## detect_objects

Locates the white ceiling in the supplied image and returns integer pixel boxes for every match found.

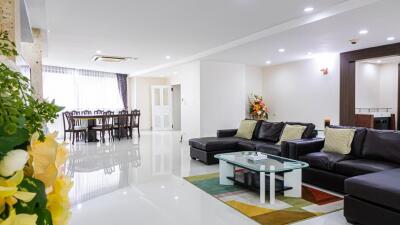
[360,56,400,64]
[35,0,351,74]
[27,0,399,75]
[204,0,400,67]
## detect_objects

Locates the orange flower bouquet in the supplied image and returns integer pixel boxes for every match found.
[249,94,268,120]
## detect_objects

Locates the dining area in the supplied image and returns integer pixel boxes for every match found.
[62,109,141,144]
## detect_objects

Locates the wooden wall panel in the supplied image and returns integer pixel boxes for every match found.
[340,42,400,126]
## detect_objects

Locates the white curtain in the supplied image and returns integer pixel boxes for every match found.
[43,66,124,133]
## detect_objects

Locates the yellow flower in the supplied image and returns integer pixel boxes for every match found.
[28,132,68,187]
[0,209,37,225]
[0,171,36,214]
[47,176,73,225]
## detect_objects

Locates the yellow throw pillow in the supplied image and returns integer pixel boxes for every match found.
[276,125,307,145]
[323,127,356,154]
[235,120,257,140]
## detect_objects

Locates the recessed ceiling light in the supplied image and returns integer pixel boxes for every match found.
[359,29,368,35]
[387,36,395,41]
[165,56,171,60]
[278,48,285,53]
[377,60,382,63]
[304,7,314,12]
[265,61,271,64]
[96,50,102,54]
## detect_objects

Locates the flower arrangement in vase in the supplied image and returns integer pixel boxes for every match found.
[248,94,268,120]
[0,30,72,225]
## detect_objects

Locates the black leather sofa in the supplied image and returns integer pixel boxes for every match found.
[284,127,400,224]
[189,120,316,165]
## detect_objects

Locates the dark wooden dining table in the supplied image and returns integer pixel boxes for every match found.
[72,114,133,142]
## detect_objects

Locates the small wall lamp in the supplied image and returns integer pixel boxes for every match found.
[320,68,329,75]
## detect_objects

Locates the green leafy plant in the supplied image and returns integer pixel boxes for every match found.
[0,31,18,56]
[0,30,60,158]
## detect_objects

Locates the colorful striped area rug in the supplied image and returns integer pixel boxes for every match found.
[184,173,343,225]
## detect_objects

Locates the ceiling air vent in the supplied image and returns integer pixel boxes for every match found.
[92,55,134,63]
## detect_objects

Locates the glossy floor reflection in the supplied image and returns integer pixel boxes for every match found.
[68,131,349,225]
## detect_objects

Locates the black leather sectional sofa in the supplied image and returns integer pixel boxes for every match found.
[284,127,400,225]
[189,120,316,165]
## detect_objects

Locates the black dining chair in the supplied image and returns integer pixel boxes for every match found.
[128,110,141,138]
[92,111,114,143]
[64,112,87,144]
[81,110,92,115]
[113,110,129,140]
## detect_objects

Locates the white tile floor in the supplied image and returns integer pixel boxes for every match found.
[67,131,350,225]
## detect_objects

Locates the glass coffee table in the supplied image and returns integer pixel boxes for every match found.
[215,151,309,205]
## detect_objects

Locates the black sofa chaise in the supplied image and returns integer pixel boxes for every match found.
[284,127,400,224]
[189,120,316,165]
[344,169,400,225]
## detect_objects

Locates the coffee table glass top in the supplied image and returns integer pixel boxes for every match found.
[215,151,308,173]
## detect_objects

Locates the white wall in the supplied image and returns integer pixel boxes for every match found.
[379,64,398,117]
[128,77,167,130]
[199,61,246,137]
[263,55,340,129]
[356,62,398,120]
[168,61,201,139]
[245,65,263,116]
[355,62,380,108]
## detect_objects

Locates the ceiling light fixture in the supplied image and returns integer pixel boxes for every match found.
[165,56,171,60]
[265,61,271,64]
[173,71,178,75]
[359,29,368,35]
[308,52,313,56]
[96,50,102,54]
[387,36,395,41]
[278,48,285,53]
[377,60,382,63]
[304,7,314,12]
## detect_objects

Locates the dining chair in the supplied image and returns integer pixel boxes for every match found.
[94,109,104,125]
[129,110,141,138]
[113,110,129,140]
[81,110,92,115]
[64,112,87,144]
[94,109,104,115]
[92,111,114,143]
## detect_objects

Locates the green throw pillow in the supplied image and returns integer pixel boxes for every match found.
[235,120,257,140]
[322,127,356,154]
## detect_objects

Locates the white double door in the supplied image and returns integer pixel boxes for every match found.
[151,85,173,130]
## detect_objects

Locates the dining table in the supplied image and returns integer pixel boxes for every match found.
[72,113,133,142]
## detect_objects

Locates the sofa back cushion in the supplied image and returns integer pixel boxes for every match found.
[255,121,285,142]
[286,122,316,138]
[329,125,367,157]
[362,129,400,164]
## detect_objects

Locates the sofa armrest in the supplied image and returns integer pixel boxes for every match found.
[217,129,237,138]
[281,138,325,160]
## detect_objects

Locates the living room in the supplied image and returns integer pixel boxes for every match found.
[1,0,400,225]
